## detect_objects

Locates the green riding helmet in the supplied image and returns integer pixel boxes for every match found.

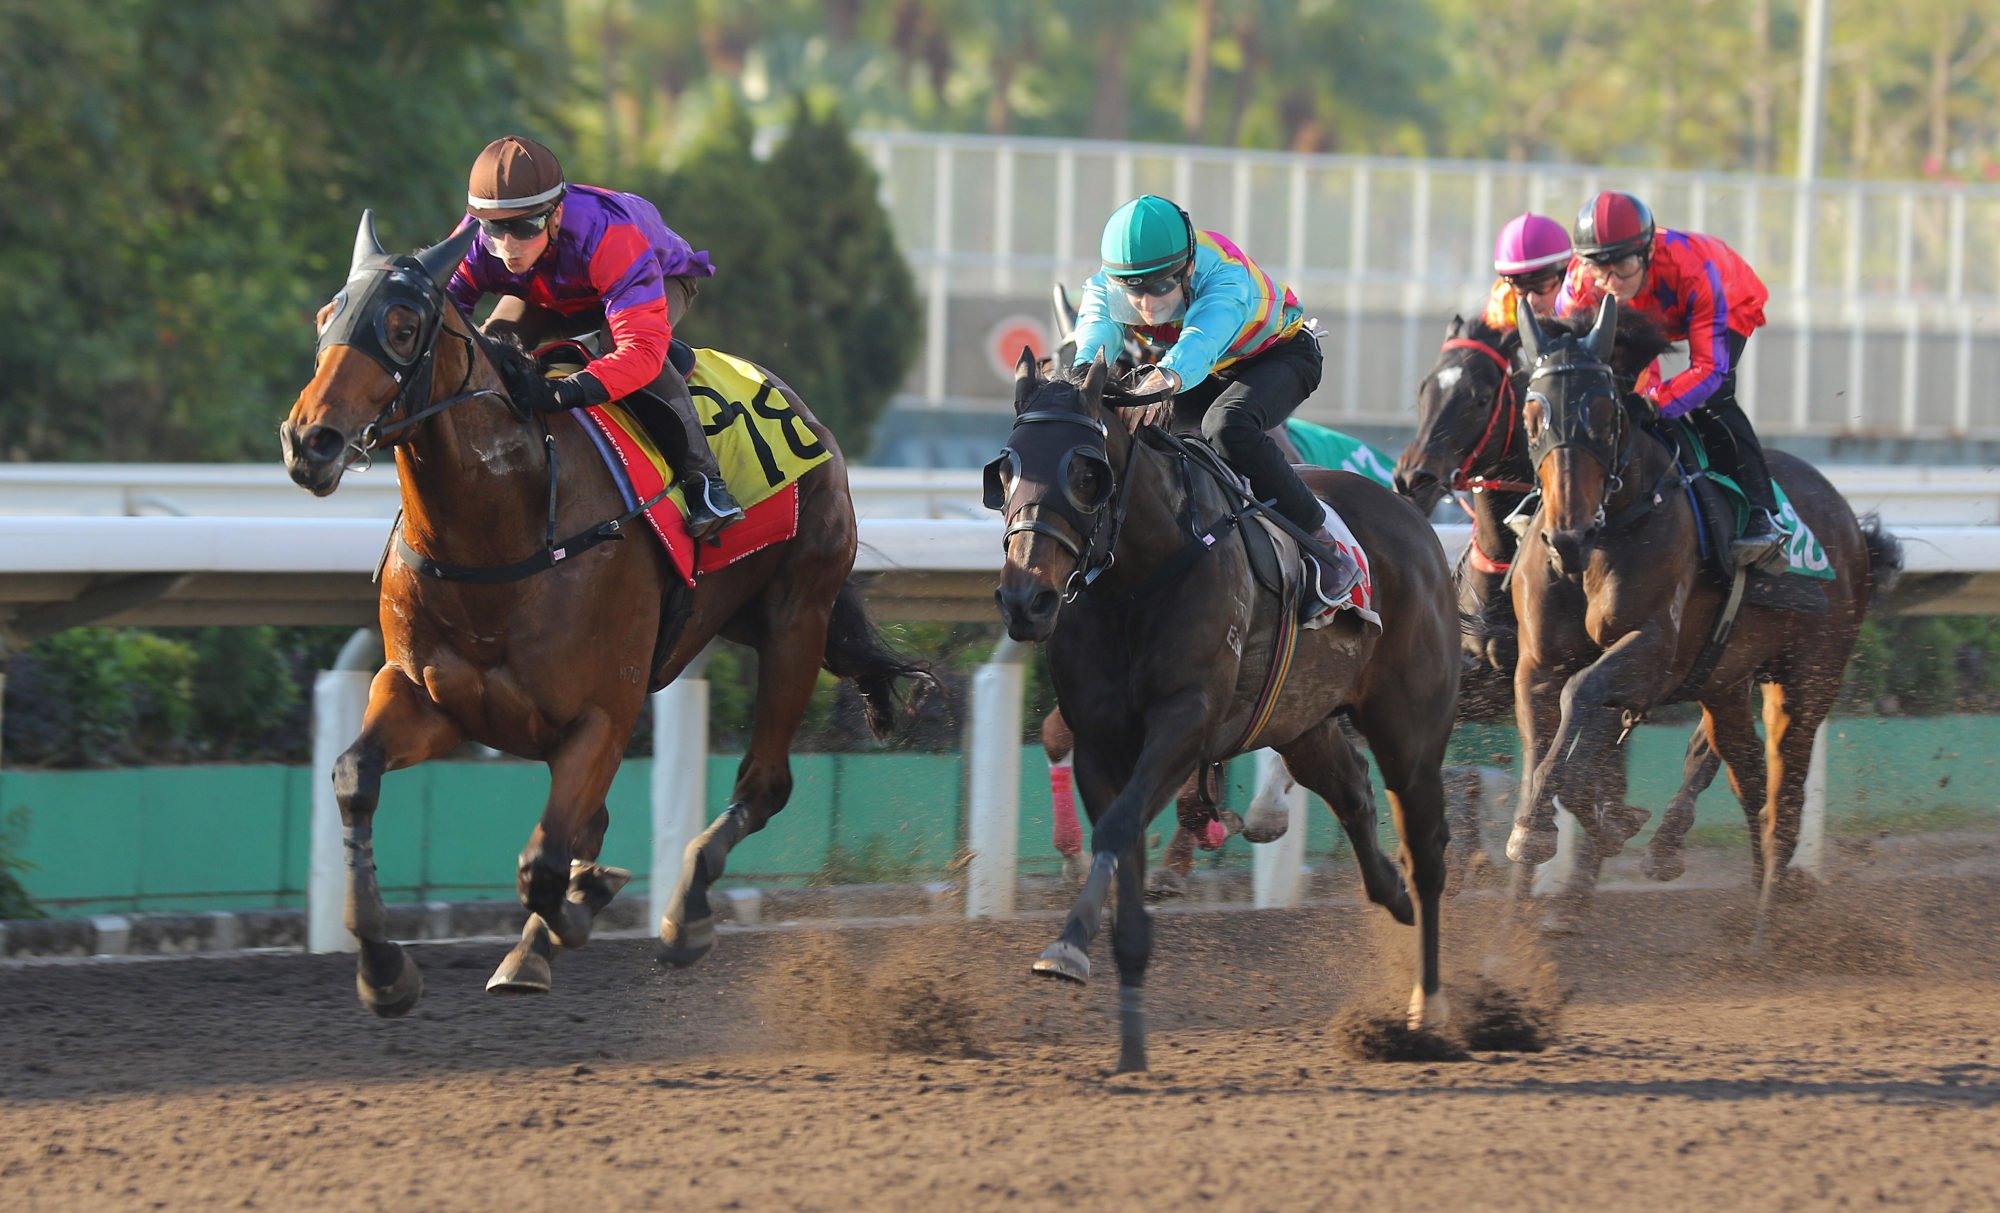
[1100,195,1195,279]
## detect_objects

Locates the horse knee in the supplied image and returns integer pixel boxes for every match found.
[331,744,382,820]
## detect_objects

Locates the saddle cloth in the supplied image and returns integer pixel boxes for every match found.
[559,346,832,587]
[1659,420,1833,582]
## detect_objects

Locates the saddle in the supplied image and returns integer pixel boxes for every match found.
[1653,423,1827,615]
[1173,433,1294,601]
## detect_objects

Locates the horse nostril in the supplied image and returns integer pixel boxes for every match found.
[1029,588,1059,617]
[302,425,345,462]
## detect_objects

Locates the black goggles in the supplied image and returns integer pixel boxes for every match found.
[478,209,556,240]
[1505,268,1565,293]
[1110,268,1184,298]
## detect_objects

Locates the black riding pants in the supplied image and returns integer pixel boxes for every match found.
[482,276,721,480]
[1172,328,1326,531]
[1679,330,1777,514]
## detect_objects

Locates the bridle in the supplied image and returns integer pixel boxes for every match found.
[312,215,509,472]
[1438,337,1534,496]
[1525,350,1633,533]
[984,407,1130,600]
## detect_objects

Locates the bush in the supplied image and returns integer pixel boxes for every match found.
[0,807,41,919]
[5,629,196,767]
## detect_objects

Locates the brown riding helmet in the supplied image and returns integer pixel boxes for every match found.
[466,136,566,219]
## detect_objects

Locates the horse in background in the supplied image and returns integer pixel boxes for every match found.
[1508,299,1899,936]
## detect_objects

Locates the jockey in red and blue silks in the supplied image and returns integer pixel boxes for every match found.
[447,135,743,539]
[1555,190,1781,564]
[1071,194,1360,628]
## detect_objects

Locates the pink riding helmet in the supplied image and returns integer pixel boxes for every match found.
[1493,212,1573,275]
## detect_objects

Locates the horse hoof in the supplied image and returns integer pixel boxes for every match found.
[1143,868,1186,902]
[1506,822,1558,865]
[657,916,716,969]
[1642,849,1686,883]
[545,900,595,949]
[1408,985,1451,1032]
[569,863,632,914]
[1602,804,1651,848]
[486,949,552,996]
[1241,806,1290,844]
[1115,1045,1149,1074]
[1032,941,1090,984]
[356,947,425,1019]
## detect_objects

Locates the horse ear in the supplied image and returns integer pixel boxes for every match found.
[1014,345,1040,408]
[1445,314,1464,340]
[416,222,477,288]
[351,209,386,275]
[1583,295,1618,361]
[1081,349,1110,402]
[1516,296,1546,365]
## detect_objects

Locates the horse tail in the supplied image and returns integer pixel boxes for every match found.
[1859,512,1903,604]
[822,579,940,739]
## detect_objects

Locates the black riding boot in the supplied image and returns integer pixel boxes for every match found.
[1702,399,1782,568]
[625,360,745,543]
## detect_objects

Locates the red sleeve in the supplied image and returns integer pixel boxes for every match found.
[581,225,671,400]
[1651,256,1733,419]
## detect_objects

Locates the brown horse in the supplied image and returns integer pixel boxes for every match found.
[1507,299,1898,934]
[1394,312,1726,909]
[280,213,929,1014]
[992,352,1460,1071]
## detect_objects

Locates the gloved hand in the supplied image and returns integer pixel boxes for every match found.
[546,371,609,412]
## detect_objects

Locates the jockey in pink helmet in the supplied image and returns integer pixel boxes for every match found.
[1482,212,1572,330]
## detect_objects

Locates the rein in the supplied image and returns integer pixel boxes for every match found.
[1440,338,1535,496]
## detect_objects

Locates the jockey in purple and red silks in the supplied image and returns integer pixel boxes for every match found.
[446,136,744,540]
[1556,190,1780,565]
[1483,212,1573,331]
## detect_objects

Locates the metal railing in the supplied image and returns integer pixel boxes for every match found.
[848,130,2000,439]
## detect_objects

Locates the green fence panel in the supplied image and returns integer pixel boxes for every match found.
[7,717,2000,917]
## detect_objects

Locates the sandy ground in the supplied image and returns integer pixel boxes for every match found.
[4,849,1999,1212]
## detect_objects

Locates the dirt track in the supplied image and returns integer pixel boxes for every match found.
[5,854,2000,1212]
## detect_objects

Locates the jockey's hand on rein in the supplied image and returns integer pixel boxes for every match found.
[1121,367,1179,432]
[547,371,610,412]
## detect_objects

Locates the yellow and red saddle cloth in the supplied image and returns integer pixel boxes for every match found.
[563,347,831,586]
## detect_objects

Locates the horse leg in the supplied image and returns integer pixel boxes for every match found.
[659,606,830,968]
[1697,691,1770,887]
[488,803,630,996]
[1032,693,1203,986]
[1350,702,1452,1033]
[1278,721,1413,924]
[1755,677,1834,928]
[1146,826,1195,901]
[333,668,463,1017]
[488,711,630,995]
[1644,728,1722,882]
[1110,838,1152,1073]
[1506,651,1571,866]
[1509,628,1668,866]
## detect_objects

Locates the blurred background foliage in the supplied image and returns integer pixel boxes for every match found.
[4,0,1994,461]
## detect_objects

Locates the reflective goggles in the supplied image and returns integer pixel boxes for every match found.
[478,208,556,241]
[1109,268,1185,298]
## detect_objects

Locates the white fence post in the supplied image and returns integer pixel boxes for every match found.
[967,637,1027,917]
[309,661,374,954]
[1249,749,1309,908]
[650,646,713,934]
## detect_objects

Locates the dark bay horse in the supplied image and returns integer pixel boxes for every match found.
[991,352,1461,1071]
[1394,312,1725,902]
[1507,299,1898,933]
[280,213,929,1015]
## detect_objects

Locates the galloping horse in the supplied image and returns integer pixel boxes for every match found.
[280,213,929,1014]
[992,353,1461,1071]
[1394,312,1725,899]
[1507,299,1898,932]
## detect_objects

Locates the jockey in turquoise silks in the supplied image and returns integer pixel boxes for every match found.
[1071,195,1361,627]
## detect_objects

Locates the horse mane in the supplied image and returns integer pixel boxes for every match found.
[468,324,560,415]
[1533,308,1676,382]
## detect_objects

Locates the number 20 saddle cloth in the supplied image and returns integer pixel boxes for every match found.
[544,343,832,587]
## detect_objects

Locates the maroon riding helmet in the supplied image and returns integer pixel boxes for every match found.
[1573,191,1655,264]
